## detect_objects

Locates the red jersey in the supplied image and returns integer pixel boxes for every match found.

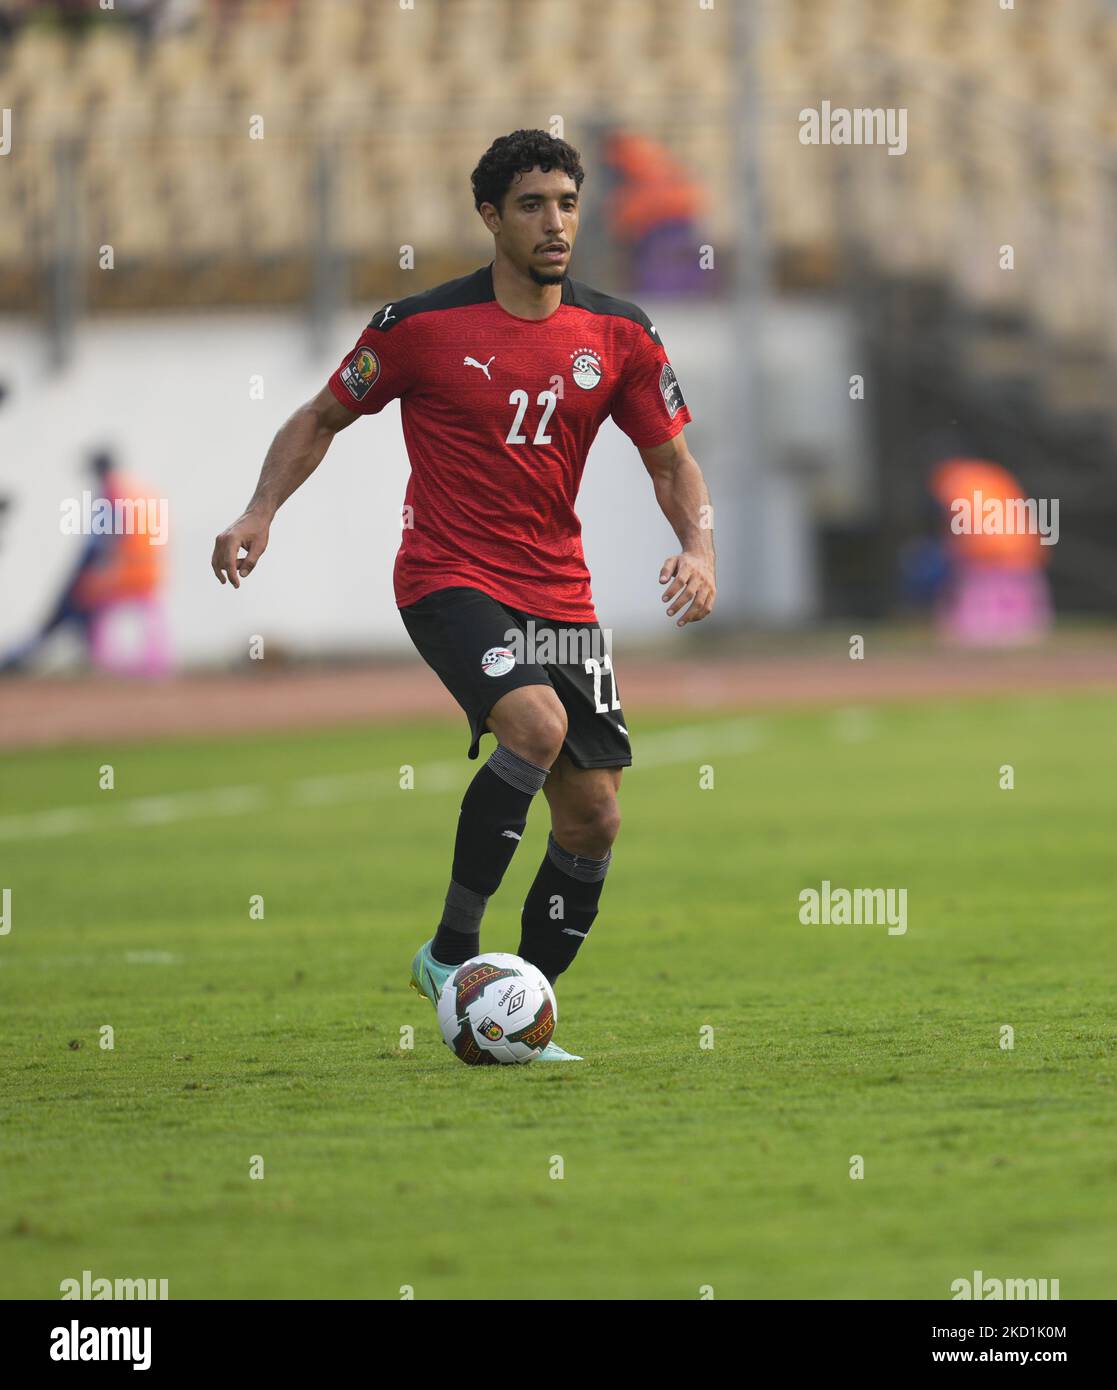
[327,263,692,621]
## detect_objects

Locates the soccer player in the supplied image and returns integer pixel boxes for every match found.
[212,130,716,1061]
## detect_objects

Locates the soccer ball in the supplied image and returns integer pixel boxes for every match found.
[437,953,556,1065]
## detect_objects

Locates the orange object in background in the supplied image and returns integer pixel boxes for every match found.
[602,132,705,242]
[929,457,1053,646]
[930,458,1047,570]
[71,474,165,609]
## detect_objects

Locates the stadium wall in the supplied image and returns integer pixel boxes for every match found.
[0,299,865,665]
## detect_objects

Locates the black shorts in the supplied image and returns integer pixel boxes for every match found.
[399,586,632,769]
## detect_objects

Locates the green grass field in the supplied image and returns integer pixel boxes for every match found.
[1,690,1114,1299]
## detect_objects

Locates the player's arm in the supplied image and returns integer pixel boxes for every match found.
[211,385,357,587]
[638,428,717,626]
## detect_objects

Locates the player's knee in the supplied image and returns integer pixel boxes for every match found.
[517,711,567,769]
[592,799,621,851]
[491,691,567,769]
[558,797,620,859]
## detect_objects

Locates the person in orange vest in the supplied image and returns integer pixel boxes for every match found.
[1,450,171,676]
[79,452,171,676]
[929,457,1053,645]
[602,132,710,295]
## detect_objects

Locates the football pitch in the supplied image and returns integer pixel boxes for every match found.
[1,690,1114,1300]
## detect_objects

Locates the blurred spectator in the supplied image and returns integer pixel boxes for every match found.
[602,132,711,296]
[928,457,1054,646]
[1,449,171,677]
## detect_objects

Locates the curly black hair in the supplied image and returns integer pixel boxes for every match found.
[471,129,585,213]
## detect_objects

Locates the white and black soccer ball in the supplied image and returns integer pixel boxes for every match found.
[437,952,556,1065]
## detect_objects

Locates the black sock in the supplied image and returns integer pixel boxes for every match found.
[431,745,549,964]
[517,831,612,984]
[432,881,489,965]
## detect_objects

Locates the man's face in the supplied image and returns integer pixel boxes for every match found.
[483,167,579,285]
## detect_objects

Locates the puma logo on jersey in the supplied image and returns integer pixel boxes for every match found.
[464,355,495,379]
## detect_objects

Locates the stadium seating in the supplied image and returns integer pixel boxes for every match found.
[0,0,1113,405]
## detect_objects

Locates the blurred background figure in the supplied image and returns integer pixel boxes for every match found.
[1,450,170,677]
[928,458,1054,648]
[602,132,711,296]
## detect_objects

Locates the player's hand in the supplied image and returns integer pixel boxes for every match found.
[659,551,716,626]
[212,510,271,588]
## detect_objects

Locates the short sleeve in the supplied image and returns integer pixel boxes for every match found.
[327,316,414,415]
[609,328,692,448]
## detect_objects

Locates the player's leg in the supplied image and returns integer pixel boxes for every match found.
[397,588,562,990]
[517,755,622,983]
[427,684,566,968]
[542,757,623,859]
[513,613,631,986]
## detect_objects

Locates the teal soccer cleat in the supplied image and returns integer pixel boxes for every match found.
[535,1040,584,1062]
[409,939,455,1006]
